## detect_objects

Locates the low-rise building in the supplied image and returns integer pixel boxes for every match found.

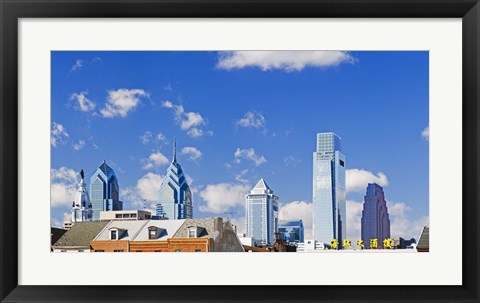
[416,226,429,252]
[297,240,325,252]
[90,220,147,252]
[99,209,152,221]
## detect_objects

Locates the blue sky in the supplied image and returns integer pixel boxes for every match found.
[51,51,429,241]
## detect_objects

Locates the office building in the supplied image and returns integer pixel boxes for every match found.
[245,178,279,246]
[361,183,391,248]
[89,161,123,220]
[278,220,304,244]
[156,138,193,219]
[312,132,346,247]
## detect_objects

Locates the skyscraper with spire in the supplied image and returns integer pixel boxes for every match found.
[245,179,279,246]
[156,138,193,219]
[312,132,346,248]
[89,161,123,220]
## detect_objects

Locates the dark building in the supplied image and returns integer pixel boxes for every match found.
[361,183,391,248]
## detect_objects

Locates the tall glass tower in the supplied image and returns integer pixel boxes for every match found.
[312,132,346,247]
[156,138,193,219]
[361,183,391,248]
[89,161,123,220]
[245,179,279,246]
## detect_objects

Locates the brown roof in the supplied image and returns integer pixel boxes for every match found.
[53,221,109,247]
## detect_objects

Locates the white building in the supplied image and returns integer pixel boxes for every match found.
[297,240,325,252]
[245,179,279,246]
[99,209,152,221]
[69,169,93,225]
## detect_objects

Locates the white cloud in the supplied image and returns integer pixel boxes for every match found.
[100,89,148,118]
[142,151,169,169]
[283,155,301,167]
[217,51,355,72]
[187,128,213,138]
[69,91,96,112]
[121,172,164,210]
[73,139,85,151]
[387,201,429,240]
[50,167,78,207]
[161,101,212,138]
[181,146,202,161]
[156,132,168,144]
[140,131,153,144]
[346,200,364,242]
[70,59,83,72]
[279,201,313,239]
[51,122,69,147]
[140,131,168,145]
[236,111,266,130]
[235,169,249,184]
[346,169,388,193]
[421,126,429,141]
[199,183,250,213]
[234,148,267,166]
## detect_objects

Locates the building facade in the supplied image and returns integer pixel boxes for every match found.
[245,179,279,246]
[99,210,152,221]
[361,183,391,248]
[89,161,123,220]
[70,169,93,223]
[278,220,304,244]
[312,132,346,247]
[156,139,193,220]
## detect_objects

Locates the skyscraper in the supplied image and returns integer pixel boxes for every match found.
[156,138,193,220]
[245,179,279,246]
[361,183,391,248]
[71,169,93,223]
[312,132,346,247]
[89,161,123,220]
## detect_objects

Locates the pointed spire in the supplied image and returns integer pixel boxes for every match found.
[80,169,84,180]
[173,137,177,163]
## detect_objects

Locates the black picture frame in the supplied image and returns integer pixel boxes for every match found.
[1,0,479,302]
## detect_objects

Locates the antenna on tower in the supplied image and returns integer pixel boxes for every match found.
[173,136,177,162]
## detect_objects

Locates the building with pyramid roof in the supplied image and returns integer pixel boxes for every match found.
[155,138,193,220]
[245,178,279,246]
[89,161,123,220]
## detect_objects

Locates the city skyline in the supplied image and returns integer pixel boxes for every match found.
[51,51,429,242]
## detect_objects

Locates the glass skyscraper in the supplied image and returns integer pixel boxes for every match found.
[278,220,304,244]
[89,161,123,220]
[361,183,391,248]
[245,179,279,246]
[312,132,346,247]
[156,139,193,220]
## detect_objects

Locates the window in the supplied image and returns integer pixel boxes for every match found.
[95,250,105,252]
[148,226,157,240]
[122,214,129,218]
[110,230,117,240]
[339,159,345,167]
[114,250,124,252]
[60,249,67,252]
[130,214,136,218]
[149,229,156,240]
[195,249,202,252]
[136,250,143,252]
[78,250,84,252]
[188,227,196,238]
[115,214,122,218]
[175,249,181,252]
[155,250,162,252]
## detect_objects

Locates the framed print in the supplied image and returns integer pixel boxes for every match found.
[1,0,479,302]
